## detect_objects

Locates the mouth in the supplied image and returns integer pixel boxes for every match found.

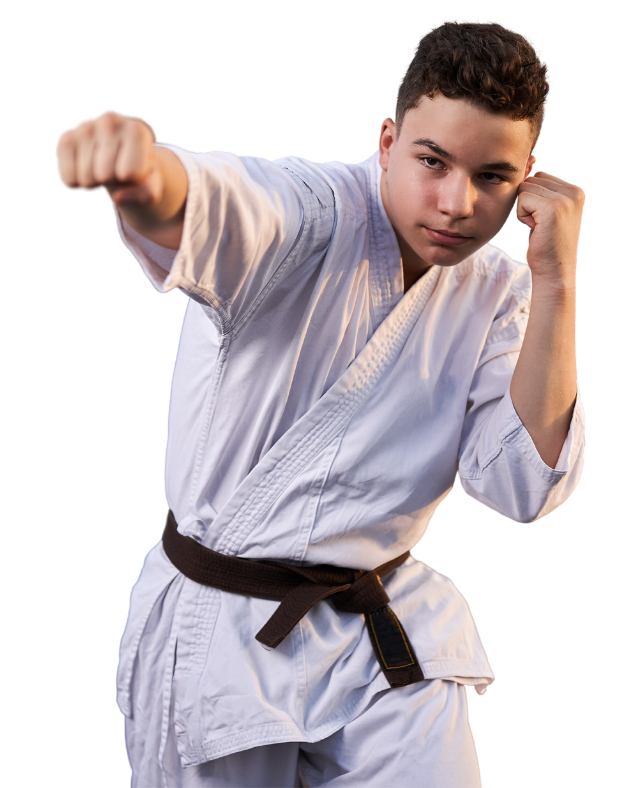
[431,228,470,238]
[423,227,473,247]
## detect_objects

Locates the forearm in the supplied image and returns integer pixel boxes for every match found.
[510,274,577,468]
[112,146,188,250]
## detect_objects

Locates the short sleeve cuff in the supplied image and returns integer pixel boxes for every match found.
[503,382,585,474]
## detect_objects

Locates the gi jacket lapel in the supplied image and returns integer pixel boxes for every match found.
[208,264,442,558]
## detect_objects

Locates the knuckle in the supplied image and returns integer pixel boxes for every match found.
[95,116,109,135]
[74,121,96,143]
[56,131,75,154]
[97,111,123,133]
[574,186,585,203]
[125,117,152,143]
[131,121,148,141]
[103,110,122,123]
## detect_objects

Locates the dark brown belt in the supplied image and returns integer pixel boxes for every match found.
[162,510,424,687]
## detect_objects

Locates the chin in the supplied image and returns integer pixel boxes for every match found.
[417,237,486,268]
[419,245,474,268]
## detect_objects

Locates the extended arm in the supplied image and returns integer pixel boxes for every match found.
[57,112,188,249]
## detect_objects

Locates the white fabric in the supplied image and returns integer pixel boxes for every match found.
[115,148,585,778]
[129,678,480,787]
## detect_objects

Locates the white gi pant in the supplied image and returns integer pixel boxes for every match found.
[127,677,481,788]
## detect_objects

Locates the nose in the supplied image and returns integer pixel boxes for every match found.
[437,171,475,219]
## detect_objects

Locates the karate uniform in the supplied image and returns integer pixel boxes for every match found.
[116,149,585,787]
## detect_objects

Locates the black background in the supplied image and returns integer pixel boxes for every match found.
[47,15,587,788]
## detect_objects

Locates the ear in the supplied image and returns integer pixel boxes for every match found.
[379,118,396,171]
[524,155,536,180]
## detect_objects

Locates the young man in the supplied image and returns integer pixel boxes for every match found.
[58,22,585,788]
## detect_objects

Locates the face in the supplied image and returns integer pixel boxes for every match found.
[379,94,536,275]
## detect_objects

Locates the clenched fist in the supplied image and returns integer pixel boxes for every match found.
[54,109,163,207]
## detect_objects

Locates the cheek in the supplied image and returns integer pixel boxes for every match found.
[401,179,439,221]
[389,162,431,210]
[479,192,517,235]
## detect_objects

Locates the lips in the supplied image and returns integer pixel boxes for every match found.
[428,227,469,238]
[424,227,473,247]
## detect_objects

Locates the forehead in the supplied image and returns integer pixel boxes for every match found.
[398,95,533,165]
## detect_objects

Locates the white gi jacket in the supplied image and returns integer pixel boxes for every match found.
[116,149,585,768]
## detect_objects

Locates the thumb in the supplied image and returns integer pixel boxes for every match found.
[517,211,536,231]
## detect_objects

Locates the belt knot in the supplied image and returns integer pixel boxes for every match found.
[162,510,424,688]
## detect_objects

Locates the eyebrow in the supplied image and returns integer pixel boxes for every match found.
[411,138,520,173]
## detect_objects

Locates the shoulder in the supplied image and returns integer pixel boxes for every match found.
[452,243,531,300]
[453,243,529,281]
[273,155,371,220]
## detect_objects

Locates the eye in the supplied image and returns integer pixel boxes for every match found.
[419,156,441,170]
[420,156,508,186]
[482,172,507,183]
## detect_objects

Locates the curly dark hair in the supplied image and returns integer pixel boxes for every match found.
[396,22,549,144]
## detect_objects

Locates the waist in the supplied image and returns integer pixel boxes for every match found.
[162,509,424,687]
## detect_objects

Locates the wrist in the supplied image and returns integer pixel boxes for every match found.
[531,267,576,303]
[150,146,186,219]
[112,147,186,227]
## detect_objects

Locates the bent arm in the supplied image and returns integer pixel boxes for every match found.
[458,263,585,523]
[510,278,577,468]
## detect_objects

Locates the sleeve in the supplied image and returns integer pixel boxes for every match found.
[457,270,585,523]
[116,145,333,331]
